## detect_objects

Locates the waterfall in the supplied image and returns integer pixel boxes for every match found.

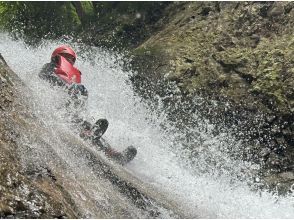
[1,33,293,218]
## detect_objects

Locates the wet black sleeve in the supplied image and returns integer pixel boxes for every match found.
[38,62,66,87]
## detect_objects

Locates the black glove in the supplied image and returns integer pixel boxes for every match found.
[68,83,88,98]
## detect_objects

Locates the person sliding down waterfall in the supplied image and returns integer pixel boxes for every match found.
[39,45,137,165]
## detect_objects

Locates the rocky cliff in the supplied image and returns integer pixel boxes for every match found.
[0,55,79,218]
[129,1,294,192]
[1,2,294,215]
[0,54,186,218]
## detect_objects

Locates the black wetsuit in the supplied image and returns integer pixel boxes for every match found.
[39,61,66,87]
[39,59,108,151]
[40,57,137,163]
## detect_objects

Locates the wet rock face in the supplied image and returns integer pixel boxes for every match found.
[130,2,294,189]
[0,54,184,219]
[0,55,77,218]
[0,152,68,219]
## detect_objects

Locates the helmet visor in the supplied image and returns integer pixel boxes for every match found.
[60,53,76,64]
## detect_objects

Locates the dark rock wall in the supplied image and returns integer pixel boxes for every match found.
[129,1,294,192]
[0,55,186,218]
[0,55,79,218]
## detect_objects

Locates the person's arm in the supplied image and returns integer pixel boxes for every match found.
[39,62,66,87]
[39,63,54,80]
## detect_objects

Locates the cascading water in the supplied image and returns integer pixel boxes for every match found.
[1,33,294,218]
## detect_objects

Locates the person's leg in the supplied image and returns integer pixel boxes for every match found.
[92,119,109,139]
[77,118,108,140]
[79,120,92,139]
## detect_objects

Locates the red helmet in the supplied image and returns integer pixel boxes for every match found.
[51,45,76,64]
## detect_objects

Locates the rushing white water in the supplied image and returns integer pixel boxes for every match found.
[1,33,294,218]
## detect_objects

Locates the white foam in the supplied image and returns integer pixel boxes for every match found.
[1,33,293,218]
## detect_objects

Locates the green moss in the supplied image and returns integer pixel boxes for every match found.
[131,1,294,115]
[67,3,81,26]
[0,2,84,42]
[248,35,293,109]
[59,3,81,27]
[81,1,94,17]
[133,45,164,57]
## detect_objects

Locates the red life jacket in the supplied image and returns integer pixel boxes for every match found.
[54,56,81,84]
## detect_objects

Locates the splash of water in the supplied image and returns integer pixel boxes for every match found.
[1,33,294,218]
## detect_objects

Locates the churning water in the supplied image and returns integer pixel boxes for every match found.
[1,33,294,218]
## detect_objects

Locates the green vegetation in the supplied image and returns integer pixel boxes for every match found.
[135,2,294,114]
[0,1,170,47]
[1,1,294,192]
[0,2,81,43]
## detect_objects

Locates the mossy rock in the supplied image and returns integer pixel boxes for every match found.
[129,2,294,187]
